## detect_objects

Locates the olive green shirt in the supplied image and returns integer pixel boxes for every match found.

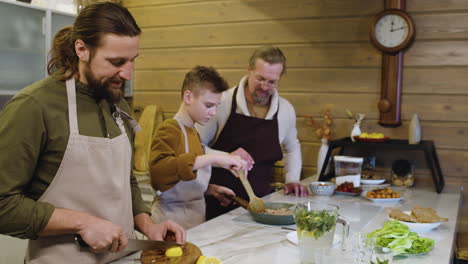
[0,77,150,239]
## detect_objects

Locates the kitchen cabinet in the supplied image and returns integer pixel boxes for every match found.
[0,0,75,109]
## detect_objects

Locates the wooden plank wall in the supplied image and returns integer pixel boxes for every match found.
[123,0,468,231]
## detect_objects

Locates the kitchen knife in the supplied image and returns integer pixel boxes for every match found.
[75,235,181,252]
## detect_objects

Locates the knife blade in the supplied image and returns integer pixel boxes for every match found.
[126,238,181,251]
[75,235,181,252]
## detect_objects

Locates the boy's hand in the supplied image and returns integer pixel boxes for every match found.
[206,184,235,206]
[230,148,254,170]
[212,153,248,177]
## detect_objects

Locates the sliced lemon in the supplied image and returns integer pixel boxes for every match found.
[165,246,183,257]
[196,256,222,264]
[297,230,315,239]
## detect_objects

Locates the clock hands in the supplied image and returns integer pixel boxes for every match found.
[391,26,406,32]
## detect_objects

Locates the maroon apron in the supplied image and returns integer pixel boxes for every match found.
[206,87,283,219]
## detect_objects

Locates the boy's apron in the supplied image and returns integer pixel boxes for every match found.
[26,78,136,264]
[206,87,283,220]
[151,115,211,229]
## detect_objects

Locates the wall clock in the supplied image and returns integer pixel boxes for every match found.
[370,0,415,127]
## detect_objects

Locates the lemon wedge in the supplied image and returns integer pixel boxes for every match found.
[165,246,183,257]
[196,256,223,264]
[297,230,315,239]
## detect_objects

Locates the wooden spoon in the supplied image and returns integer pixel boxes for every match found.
[225,195,249,210]
[238,170,265,213]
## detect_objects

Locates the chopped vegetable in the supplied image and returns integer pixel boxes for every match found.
[367,221,434,255]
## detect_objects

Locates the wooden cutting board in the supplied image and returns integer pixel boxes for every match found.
[140,242,202,264]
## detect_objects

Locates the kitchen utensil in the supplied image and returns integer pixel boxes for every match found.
[228,194,294,225]
[225,194,249,210]
[249,202,295,225]
[140,242,202,264]
[238,170,265,213]
[74,235,181,252]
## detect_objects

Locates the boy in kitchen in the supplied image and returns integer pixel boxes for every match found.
[149,65,248,229]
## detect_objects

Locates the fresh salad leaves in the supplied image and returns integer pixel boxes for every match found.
[294,209,336,239]
[367,221,434,255]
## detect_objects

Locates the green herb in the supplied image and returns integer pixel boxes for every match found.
[370,258,389,264]
[294,209,336,239]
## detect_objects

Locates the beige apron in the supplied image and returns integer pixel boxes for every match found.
[26,78,136,264]
[151,115,211,229]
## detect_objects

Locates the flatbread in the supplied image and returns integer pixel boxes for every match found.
[389,208,417,222]
[141,242,202,264]
[411,205,449,223]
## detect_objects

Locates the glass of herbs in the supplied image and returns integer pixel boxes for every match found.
[294,202,350,264]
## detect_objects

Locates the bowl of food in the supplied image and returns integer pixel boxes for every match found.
[335,181,362,196]
[309,181,335,196]
[249,202,295,225]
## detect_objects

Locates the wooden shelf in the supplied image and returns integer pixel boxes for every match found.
[318,137,445,193]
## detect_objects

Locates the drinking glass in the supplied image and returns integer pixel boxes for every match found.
[370,247,393,264]
[350,232,375,264]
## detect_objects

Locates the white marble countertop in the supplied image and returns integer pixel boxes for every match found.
[114,177,462,264]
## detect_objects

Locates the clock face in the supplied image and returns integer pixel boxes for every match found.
[374,14,409,48]
[371,9,415,53]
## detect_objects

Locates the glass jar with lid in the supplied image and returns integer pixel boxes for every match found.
[391,159,414,187]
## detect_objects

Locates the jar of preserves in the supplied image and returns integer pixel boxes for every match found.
[391,159,414,187]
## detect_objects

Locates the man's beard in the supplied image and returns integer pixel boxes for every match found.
[84,65,125,103]
[252,87,272,105]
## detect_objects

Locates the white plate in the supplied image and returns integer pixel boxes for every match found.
[361,179,386,185]
[361,183,391,191]
[362,191,402,203]
[286,231,299,245]
[368,197,402,203]
[286,231,341,247]
[388,211,442,233]
[397,246,434,257]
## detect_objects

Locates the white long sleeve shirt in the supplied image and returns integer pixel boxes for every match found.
[196,76,302,184]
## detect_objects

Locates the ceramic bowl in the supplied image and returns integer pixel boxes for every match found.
[310,181,335,196]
